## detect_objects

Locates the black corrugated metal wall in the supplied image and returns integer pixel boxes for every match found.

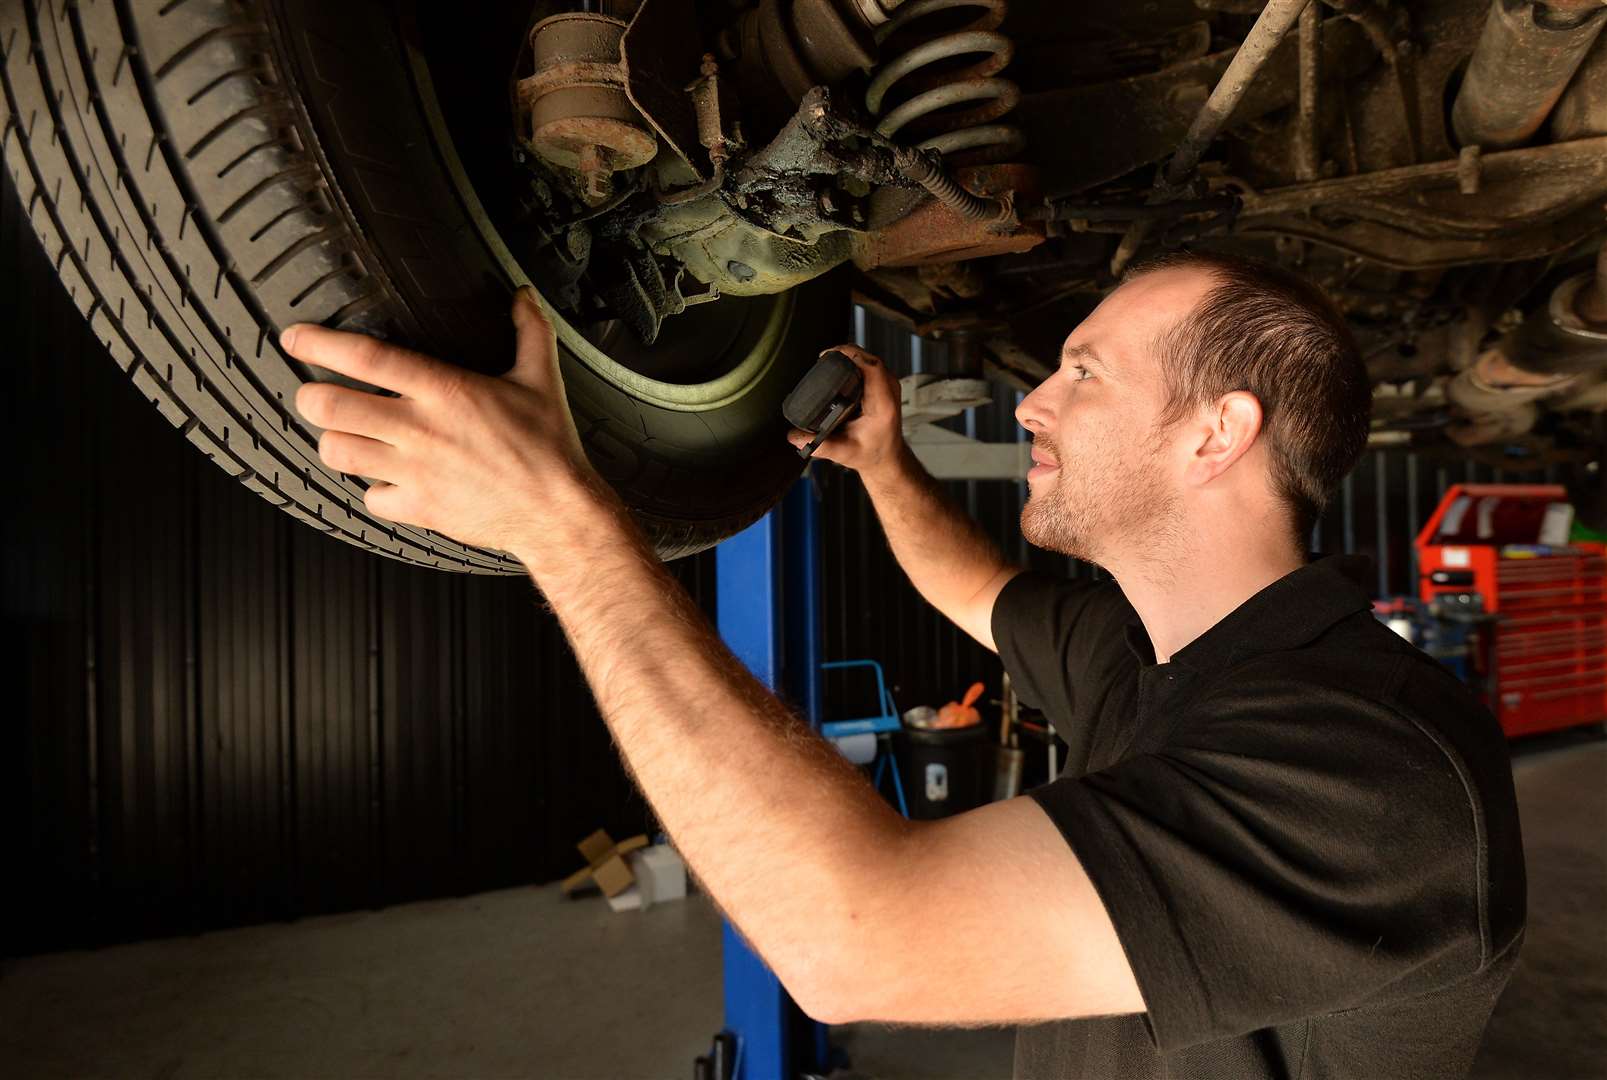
[5,175,1590,956]
[2,178,711,954]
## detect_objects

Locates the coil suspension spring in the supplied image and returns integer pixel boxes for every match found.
[864,0,1023,163]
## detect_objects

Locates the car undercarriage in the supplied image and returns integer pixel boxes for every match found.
[486,0,1607,463]
[4,0,1604,567]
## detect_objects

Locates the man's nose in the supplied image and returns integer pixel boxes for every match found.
[1016,383,1052,434]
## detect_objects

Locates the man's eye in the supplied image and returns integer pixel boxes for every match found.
[1070,365,1093,382]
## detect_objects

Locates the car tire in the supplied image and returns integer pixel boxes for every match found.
[0,0,839,571]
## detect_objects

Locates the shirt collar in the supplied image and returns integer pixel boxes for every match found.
[1123,554,1375,671]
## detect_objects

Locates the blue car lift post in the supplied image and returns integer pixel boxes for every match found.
[702,477,834,1080]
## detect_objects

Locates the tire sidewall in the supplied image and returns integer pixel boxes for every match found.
[269,0,838,550]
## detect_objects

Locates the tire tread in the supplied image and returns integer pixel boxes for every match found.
[0,0,516,571]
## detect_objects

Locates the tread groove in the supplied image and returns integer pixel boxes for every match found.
[244,198,298,241]
[184,62,258,107]
[248,223,335,285]
[151,22,266,81]
[180,99,279,162]
[213,160,314,223]
[215,134,276,179]
[287,263,344,308]
[324,289,386,328]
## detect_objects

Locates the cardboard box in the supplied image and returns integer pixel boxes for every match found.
[560,829,649,899]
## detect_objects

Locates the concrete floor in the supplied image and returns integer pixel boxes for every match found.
[2,735,1601,1080]
[1468,731,1607,1080]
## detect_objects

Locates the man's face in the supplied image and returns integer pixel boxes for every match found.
[1015,268,1215,565]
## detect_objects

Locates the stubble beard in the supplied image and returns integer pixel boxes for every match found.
[1020,430,1181,567]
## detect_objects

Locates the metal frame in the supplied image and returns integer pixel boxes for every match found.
[821,659,909,819]
[710,479,831,1080]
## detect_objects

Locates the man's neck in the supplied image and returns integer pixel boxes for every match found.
[1109,538,1305,666]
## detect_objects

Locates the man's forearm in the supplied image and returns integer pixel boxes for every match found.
[862,444,1015,619]
[512,486,908,1012]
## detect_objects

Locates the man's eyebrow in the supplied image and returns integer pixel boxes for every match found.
[1060,343,1109,372]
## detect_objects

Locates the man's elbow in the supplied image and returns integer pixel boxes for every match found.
[795,985,860,1027]
[781,933,874,1026]
[778,908,897,1026]
[774,825,923,1025]
[794,968,893,1026]
[795,967,941,1027]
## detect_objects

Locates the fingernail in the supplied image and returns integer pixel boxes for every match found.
[279,325,299,352]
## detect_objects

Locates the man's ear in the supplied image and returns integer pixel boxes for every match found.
[1182,390,1264,487]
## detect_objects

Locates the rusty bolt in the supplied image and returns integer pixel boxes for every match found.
[576,144,613,204]
[565,225,590,262]
[1457,146,1482,196]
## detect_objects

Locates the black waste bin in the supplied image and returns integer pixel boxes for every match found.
[895,724,989,820]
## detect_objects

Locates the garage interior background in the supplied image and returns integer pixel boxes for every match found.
[4,174,1601,957]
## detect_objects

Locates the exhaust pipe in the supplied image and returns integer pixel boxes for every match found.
[1452,0,1607,150]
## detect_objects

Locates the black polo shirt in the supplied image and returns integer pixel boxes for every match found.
[992,555,1525,1080]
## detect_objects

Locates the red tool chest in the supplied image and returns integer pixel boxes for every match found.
[1416,484,1607,739]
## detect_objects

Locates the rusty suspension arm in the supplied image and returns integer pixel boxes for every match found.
[1110,0,1315,275]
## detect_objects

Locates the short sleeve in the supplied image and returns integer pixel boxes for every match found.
[1029,667,1486,1052]
[990,571,1142,772]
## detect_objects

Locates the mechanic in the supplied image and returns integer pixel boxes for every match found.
[282,250,1524,1079]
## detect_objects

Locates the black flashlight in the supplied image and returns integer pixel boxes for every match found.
[783,350,864,459]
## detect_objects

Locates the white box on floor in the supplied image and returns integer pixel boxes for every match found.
[605,844,687,912]
[605,884,644,913]
[634,844,687,904]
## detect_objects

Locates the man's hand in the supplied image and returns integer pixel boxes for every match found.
[801,343,1018,651]
[284,287,607,557]
[786,343,906,477]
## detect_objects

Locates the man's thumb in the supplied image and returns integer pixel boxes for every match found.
[509,286,559,387]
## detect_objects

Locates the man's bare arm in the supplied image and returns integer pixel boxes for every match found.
[789,345,1020,651]
[525,506,1141,1025]
[862,445,1020,651]
[517,492,910,1016]
[283,293,1142,1028]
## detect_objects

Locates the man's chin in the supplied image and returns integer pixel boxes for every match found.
[1021,505,1091,561]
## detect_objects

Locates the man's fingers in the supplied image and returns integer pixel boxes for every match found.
[281,324,448,398]
[508,286,561,390]
[296,381,411,442]
[821,343,897,416]
[854,360,901,422]
[788,426,855,466]
[317,430,400,480]
[824,343,882,369]
[363,480,409,524]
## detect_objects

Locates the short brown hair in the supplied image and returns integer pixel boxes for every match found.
[1130,250,1371,547]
